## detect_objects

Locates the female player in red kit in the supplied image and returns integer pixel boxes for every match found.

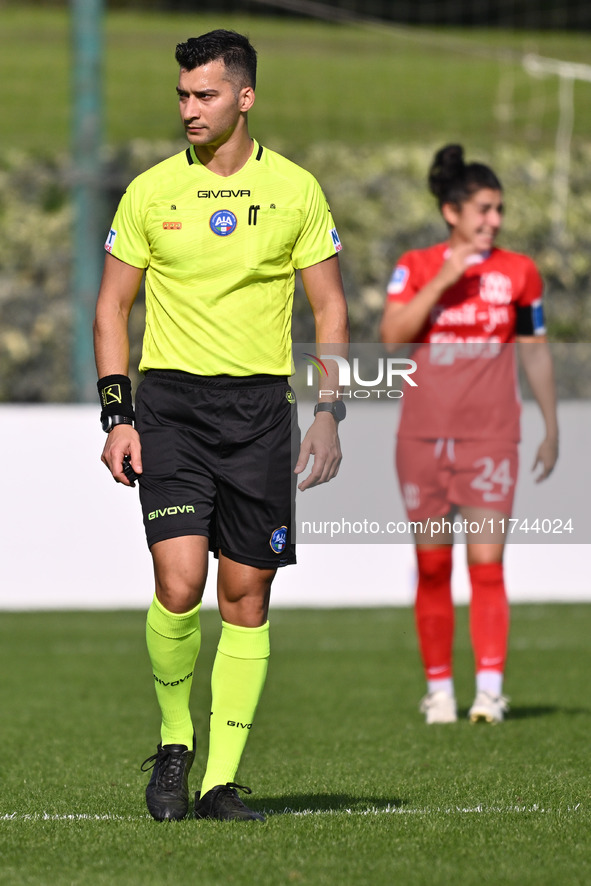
[380,144,558,724]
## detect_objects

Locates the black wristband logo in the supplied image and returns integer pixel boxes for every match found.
[100,383,122,408]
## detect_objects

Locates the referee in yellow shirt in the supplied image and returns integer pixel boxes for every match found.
[93,29,349,823]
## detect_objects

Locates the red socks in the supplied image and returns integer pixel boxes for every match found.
[468,561,509,675]
[415,547,454,681]
[416,552,509,687]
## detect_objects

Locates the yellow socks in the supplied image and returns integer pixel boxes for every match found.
[145,595,202,748]
[146,603,270,791]
[200,620,270,796]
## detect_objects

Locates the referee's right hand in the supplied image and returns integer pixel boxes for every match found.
[101,426,143,487]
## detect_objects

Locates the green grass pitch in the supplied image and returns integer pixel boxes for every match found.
[0,604,589,885]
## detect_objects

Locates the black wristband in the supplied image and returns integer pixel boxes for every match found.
[97,374,135,430]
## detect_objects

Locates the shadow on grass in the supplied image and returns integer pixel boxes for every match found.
[456,704,591,720]
[256,793,408,816]
[506,704,591,719]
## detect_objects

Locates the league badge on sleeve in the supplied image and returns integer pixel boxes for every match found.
[388,265,409,295]
[105,228,117,253]
[269,526,288,554]
[330,227,343,252]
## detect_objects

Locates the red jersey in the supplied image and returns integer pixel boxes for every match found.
[386,243,545,441]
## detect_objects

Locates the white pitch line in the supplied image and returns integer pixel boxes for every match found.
[0,804,582,822]
[0,813,149,822]
[281,803,582,817]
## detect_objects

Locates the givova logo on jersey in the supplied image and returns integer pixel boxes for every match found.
[210,209,237,236]
[479,271,512,305]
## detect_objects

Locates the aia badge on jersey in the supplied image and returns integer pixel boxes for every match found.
[269,526,288,554]
[210,209,237,236]
[388,265,409,295]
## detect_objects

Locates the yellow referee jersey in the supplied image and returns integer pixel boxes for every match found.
[105,140,342,376]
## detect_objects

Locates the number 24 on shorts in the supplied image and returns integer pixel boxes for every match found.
[471,457,514,503]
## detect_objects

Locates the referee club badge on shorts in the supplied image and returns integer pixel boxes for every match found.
[270,526,288,554]
[210,209,237,236]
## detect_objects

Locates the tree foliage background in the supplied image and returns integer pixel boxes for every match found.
[1,1,590,402]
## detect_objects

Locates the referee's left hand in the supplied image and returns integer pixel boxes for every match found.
[295,413,342,491]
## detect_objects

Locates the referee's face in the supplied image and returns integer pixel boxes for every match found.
[177,60,255,150]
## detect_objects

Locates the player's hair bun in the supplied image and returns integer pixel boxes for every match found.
[428,144,465,201]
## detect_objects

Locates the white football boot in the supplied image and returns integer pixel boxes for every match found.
[419,690,458,724]
[468,691,509,724]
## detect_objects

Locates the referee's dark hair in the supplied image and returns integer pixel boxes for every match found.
[428,144,502,210]
[175,30,257,90]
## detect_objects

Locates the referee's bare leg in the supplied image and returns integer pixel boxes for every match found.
[152,536,209,612]
[151,538,274,621]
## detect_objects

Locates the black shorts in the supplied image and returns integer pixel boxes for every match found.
[134,370,300,568]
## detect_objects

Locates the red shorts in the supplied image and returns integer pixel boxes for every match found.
[396,437,519,521]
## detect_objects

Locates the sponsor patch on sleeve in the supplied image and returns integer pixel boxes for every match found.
[105,228,117,253]
[387,265,409,296]
[330,227,343,252]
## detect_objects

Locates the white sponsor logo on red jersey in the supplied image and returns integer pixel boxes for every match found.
[479,271,513,305]
[432,303,478,327]
[428,334,502,365]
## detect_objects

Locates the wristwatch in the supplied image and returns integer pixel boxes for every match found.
[314,401,347,422]
[101,414,135,434]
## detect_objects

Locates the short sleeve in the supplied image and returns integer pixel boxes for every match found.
[104,182,150,269]
[516,256,543,307]
[386,252,417,303]
[291,176,342,269]
[515,256,545,335]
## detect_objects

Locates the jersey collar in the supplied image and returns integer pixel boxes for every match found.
[442,244,492,266]
[186,139,263,172]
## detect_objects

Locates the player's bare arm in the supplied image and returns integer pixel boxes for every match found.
[380,241,476,345]
[296,255,349,491]
[517,336,559,481]
[93,253,144,486]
